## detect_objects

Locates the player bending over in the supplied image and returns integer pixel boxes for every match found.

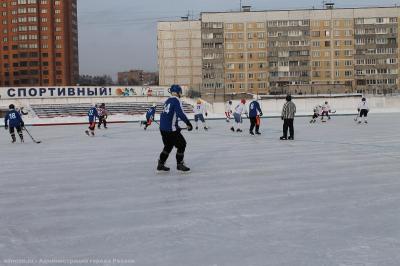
[357,97,369,124]
[157,85,193,173]
[4,104,24,143]
[249,99,263,135]
[141,104,157,130]
[225,100,233,122]
[231,99,248,133]
[310,105,322,123]
[85,104,99,136]
[193,99,208,131]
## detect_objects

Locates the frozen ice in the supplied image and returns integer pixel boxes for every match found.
[1,114,400,266]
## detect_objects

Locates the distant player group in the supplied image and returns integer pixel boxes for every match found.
[3,84,370,173]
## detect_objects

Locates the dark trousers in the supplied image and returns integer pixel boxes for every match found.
[360,110,368,117]
[98,116,107,128]
[283,119,294,138]
[159,130,187,164]
[321,111,330,119]
[9,126,23,141]
[249,117,260,133]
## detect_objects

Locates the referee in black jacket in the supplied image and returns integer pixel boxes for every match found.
[280,95,296,140]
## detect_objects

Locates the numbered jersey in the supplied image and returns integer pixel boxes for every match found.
[358,101,369,111]
[146,107,156,120]
[160,96,190,132]
[193,104,206,115]
[249,101,262,118]
[4,110,23,128]
[88,107,99,122]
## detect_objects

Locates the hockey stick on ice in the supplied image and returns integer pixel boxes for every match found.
[354,111,360,122]
[23,127,42,144]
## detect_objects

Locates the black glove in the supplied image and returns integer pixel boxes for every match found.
[281,116,284,120]
[5,125,8,130]
[260,112,263,117]
[20,121,24,128]
[205,113,208,117]
[186,122,193,132]
[357,109,360,112]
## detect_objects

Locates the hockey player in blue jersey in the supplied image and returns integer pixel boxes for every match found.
[141,104,157,130]
[85,104,99,136]
[157,85,193,172]
[4,104,25,143]
[249,99,263,135]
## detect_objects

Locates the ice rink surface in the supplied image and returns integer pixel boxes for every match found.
[1,114,400,266]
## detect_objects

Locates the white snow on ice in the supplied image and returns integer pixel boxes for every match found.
[1,114,400,266]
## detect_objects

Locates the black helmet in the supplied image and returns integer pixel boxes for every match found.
[9,104,15,110]
[286,94,292,101]
[362,97,366,101]
[325,101,328,104]
[229,100,232,104]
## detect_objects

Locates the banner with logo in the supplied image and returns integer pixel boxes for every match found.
[0,86,173,99]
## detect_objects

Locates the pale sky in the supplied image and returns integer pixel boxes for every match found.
[78,0,399,79]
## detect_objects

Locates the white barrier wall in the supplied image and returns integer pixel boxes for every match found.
[210,95,400,116]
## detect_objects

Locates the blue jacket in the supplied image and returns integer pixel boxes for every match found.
[146,107,156,120]
[88,107,99,122]
[5,110,24,128]
[249,101,262,118]
[160,97,190,132]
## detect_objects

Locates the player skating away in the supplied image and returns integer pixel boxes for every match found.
[193,99,208,131]
[321,101,332,122]
[85,104,99,136]
[357,97,369,124]
[231,99,248,133]
[249,99,263,135]
[97,103,108,129]
[225,100,233,122]
[157,85,193,173]
[141,104,157,130]
[310,105,322,123]
[4,104,24,143]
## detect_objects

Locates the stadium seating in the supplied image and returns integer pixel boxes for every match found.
[30,102,194,118]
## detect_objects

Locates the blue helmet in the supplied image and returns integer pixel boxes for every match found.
[169,84,182,95]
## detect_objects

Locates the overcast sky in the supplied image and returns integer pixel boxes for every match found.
[78,0,399,79]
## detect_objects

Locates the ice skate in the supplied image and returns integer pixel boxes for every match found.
[280,136,287,140]
[249,131,255,136]
[177,162,191,173]
[230,127,235,132]
[236,129,242,133]
[157,161,170,172]
[85,130,90,136]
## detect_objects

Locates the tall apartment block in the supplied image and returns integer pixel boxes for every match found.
[158,6,400,97]
[157,20,202,91]
[0,0,79,87]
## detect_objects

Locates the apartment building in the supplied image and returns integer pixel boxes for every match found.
[158,6,400,96]
[157,20,202,91]
[0,0,79,87]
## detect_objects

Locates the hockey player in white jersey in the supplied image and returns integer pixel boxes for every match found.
[225,100,233,122]
[310,105,322,123]
[357,97,369,124]
[193,99,208,130]
[321,101,332,122]
[231,99,248,133]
